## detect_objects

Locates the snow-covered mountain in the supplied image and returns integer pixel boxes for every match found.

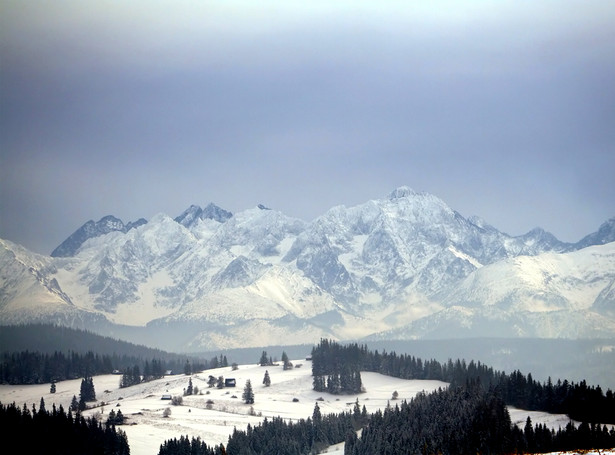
[1,187,613,351]
[51,215,147,257]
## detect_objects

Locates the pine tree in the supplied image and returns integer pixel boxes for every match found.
[259,351,270,366]
[263,370,271,387]
[50,381,56,394]
[282,351,293,370]
[243,379,254,404]
[70,395,79,412]
[80,376,96,402]
[185,378,194,396]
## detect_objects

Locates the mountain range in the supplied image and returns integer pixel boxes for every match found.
[1,186,614,352]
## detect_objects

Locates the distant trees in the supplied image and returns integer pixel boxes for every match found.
[243,379,254,404]
[311,340,363,394]
[80,376,96,402]
[0,349,211,386]
[70,395,79,412]
[259,350,273,366]
[119,365,141,388]
[107,409,124,425]
[207,375,216,388]
[184,378,194,396]
[263,370,271,387]
[281,351,293,370]
[311,338,615,423]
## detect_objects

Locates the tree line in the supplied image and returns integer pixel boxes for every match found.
[155,340,615,455]
[346,380,615,455]
[311,339,615,423]
[0,350,213,385]
[158,383,615,455]
[0,400,129,455]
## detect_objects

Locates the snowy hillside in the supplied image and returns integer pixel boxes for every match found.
[0,187,614,351]
[1,358,603,455]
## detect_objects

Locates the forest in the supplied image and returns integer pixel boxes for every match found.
[155,340,615,455]
[157,383,615,455]
[346,381,615,455]
[0,325,223,385]
[0,400,129,455]
[0,349,211,385]
[311,339,615,424]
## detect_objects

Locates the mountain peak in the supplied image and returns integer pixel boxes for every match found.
[50,215,145,257]
[388,186,419,200]
[575,217,615,249]
[175,203,233,228]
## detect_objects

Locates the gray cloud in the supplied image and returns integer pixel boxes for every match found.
[1,1,614,254]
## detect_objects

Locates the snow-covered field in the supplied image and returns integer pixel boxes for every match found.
[0,359,612,455]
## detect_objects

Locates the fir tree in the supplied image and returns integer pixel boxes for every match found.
[282,351,293,370]
[243,379,254,404]
[259,350,270,366]
[263,370,271,387]
[70,395,79,412]
[185,378,194,396]
[80,376,96,402]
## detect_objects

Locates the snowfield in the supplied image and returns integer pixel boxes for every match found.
[0,359,612,455]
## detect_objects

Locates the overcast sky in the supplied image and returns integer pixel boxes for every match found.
[1,1,614,255]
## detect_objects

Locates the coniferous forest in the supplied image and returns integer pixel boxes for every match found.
[0,400,129,455]
[311,339,615,424]
[0,349,212,385]
[0,324,213,385]
[155,339,615,455]
[3,330,614,454]
[157,383,615,455]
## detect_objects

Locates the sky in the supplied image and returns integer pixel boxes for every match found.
[1,1,614,255]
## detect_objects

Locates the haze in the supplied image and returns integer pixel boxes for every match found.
[1,1,614,254]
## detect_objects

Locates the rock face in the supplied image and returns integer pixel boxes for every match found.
[50,215,147,257]
[1,187,614,351]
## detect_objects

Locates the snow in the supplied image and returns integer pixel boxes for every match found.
[447,245,483,269]
[3,359,611,455]
[0,359,446,455]
[3,190,615,351]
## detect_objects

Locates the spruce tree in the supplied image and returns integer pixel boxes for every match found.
[263,370,271,387]
[243,379,254,404]
[185,378,193,396]
[282,351,293,370]
[80,376,96,402]
[259,351,270,366]
[70,395,79,412]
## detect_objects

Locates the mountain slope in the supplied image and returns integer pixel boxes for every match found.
[51,215,147,257]
[369,242,615,340]
[1,187,614,351]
